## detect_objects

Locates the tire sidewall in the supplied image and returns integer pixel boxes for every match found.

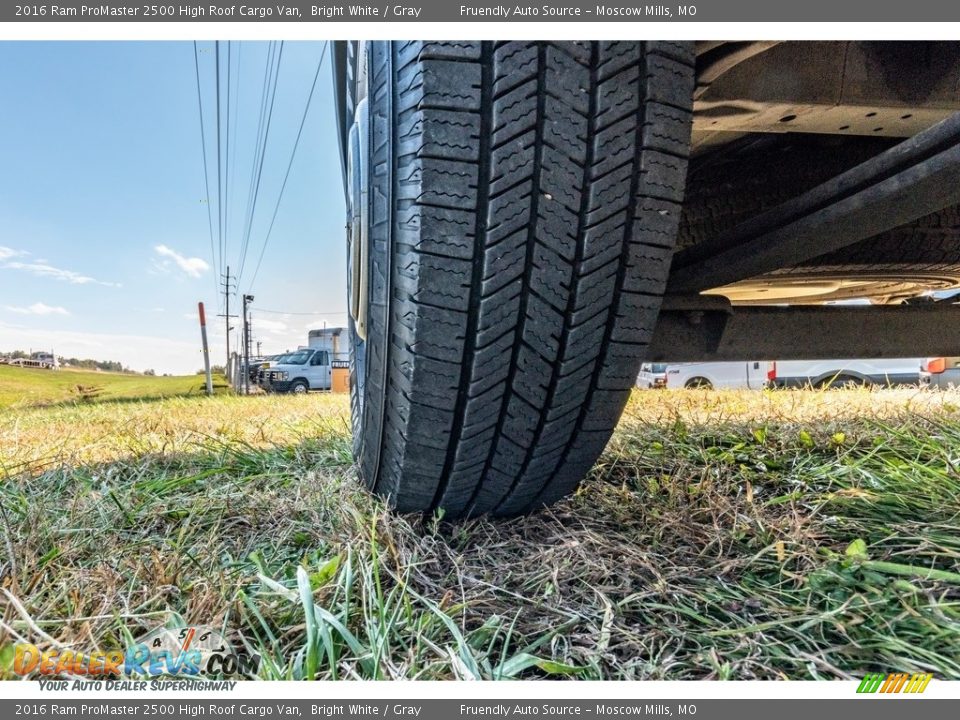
[348,41,390,491]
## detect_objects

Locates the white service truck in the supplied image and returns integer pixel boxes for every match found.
[260,327,349,394]
[259,348,333,394]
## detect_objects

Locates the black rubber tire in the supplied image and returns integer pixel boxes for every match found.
[681,134,960,276]
[348,41,694,518]
[817,374,870,389]
[289,380,309,394]
[684,378,713,389]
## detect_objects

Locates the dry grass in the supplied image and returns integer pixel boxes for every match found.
[1,388,959,680]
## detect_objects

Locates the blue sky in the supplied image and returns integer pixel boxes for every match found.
[0,41,346,374]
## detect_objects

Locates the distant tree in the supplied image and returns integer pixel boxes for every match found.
[210,365,226,375]
[57,355,125,373]
[144,369,156,376]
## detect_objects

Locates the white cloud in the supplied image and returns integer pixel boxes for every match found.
[4,302,70,316]
[2,259,119,287]
[154,245,209,279]
[0,246,26,261]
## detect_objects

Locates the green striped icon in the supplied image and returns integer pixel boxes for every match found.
[857,673,886,693]
[857,672,933,694]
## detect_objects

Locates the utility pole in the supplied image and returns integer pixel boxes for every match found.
[198,302,213,396]
[242,294,254,394]
[217,266,238,383]
[256,341,262,358]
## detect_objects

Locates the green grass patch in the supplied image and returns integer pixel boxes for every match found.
[1,389,958,680]
[0,365,229,410]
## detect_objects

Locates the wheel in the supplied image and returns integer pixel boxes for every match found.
[817,374,870,389]
[685,377,713,389]
[289,380,309,395]
[345,41,694,517]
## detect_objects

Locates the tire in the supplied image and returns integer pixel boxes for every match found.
[684,377,713,389]
[817,374,869,389]
[347,41,694,517]
[289,380,309,395]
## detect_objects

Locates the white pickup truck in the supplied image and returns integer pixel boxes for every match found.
[666,362,772,390]
[768,359,924,388]
[665,358,924,389]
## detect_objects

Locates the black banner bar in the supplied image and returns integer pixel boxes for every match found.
[3,699,957,720]
[4,1,960,22]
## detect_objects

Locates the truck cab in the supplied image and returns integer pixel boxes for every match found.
[260,348,331,394]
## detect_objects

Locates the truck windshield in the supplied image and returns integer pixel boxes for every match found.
[281,351,312,365]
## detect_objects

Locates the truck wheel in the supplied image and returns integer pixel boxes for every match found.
[346,41,694,517]
[290,380,309,394]
[818,374,869,389]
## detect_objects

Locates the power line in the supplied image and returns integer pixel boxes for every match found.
[236,41,285,287]
[192,41,218,308]
[215,40,224,280]
[224,41,232,278]
[253,308,349,317]
[228,43,243,271]
[237,41,278,287]
[246,41,330,291]
[239,42,276,264]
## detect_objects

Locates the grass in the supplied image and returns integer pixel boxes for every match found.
[1,387,959,680]
[0,365,229,410]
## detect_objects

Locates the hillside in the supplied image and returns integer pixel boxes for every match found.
[0,364,228,409]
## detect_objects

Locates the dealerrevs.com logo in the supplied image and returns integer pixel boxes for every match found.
[14,625,260,679]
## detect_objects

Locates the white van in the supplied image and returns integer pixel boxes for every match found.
[665,362,772,390]
[637,363,669,389]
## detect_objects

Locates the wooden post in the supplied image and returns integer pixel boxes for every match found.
[198,302,213,396]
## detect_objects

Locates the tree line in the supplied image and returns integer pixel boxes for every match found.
[1,350,131,373]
